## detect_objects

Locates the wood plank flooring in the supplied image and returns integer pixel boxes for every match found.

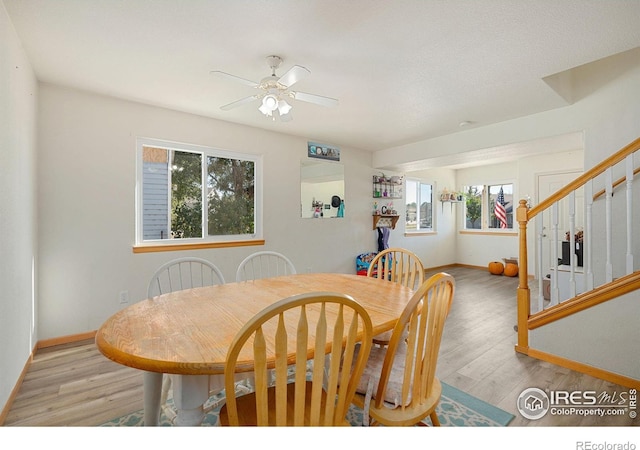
[3,266,636,426]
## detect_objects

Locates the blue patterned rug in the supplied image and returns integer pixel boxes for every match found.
[101,382,513,427]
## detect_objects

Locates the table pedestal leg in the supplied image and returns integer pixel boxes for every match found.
[143,371,163,426]
[172,375,209,426]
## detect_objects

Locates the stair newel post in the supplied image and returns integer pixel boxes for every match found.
[516,199,530,353]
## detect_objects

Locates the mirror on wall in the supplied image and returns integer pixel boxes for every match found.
[300,160,345,218]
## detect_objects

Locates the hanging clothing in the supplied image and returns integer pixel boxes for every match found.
[382,227,390,250]
[377,227,390,252]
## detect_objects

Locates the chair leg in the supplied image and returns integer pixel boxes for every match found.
[429,411,441,426]
[160,375,172,406]
[160,375,177,424]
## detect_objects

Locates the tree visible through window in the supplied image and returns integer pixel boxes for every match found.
[137,139,260,245]
[170,151,202,239]
[207,156,255,236]
[464,185,483,229]
[463,183,513,230]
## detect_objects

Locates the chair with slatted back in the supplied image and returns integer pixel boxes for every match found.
[235,251,296,282]
[147,257,239,423]
[351,272,455,426]
[147,257,225,298]
[366,247,425,346]
[218,292,373,426]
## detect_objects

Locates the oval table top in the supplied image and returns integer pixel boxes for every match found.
[95,273,413,375]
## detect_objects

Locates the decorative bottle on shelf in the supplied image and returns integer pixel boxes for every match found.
[337,200,344,217]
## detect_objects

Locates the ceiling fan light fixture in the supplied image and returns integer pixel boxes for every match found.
[277,99,292,115]
[258,103,273,116]
[263,94,278,109]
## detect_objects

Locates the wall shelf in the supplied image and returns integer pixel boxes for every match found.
[372,176,403,199]
[440,199,462,213]
[372,214,399,230]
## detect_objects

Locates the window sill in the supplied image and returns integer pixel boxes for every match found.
[133,239,265,253]
[459,230,517,236]
[404,231,437,237]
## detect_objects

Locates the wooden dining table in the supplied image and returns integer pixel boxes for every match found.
[95,273,414,426]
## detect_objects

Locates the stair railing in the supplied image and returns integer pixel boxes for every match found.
[516,137,640,352]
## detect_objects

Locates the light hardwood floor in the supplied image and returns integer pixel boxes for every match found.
[3,266,636,426]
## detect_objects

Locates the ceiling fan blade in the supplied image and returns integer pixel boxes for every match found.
[277,65,310,88]
[220,95,259,111]
[292,91,339,108]
[210,71,259,88]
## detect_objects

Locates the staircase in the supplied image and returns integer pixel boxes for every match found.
[514,137,640,389]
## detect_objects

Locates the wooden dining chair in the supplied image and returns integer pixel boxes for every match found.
[351,272,455,426]
[218,292,373,426]
[235,251,297,282]
[147,257,242,423]
[366,247,424,288]
[147,257,225,298]
[366,247,425,346]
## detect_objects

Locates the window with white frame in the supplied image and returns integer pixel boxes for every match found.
[405,179,434,232]
[463,183,513,230]
[136,138,262,245]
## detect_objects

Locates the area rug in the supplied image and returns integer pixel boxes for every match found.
[101,382,514,427]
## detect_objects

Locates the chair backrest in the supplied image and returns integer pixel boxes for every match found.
[366,247,424,289]
[147,257,225,297]
[224,292,373,426]
[373,272,454,410]
[235,251,296,282]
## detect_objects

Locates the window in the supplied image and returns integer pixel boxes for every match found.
[136,138,262,247]
[405,179,434,232]
[463,183,513,230]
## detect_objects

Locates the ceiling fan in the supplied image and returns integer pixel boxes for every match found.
[211,55,338,122]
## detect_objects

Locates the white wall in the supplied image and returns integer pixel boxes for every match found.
[530,290,640,379]
[36,84,388,339]
[0,3,38,413]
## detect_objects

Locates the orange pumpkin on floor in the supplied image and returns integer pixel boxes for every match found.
[488,261,504,275]
[504,263,519,277]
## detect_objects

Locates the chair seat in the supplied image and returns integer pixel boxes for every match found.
[219,381,350,426]
[353,341,413,408]
[352,377,442,426]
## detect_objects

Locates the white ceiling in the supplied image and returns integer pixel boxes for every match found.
[4,0,640,159]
